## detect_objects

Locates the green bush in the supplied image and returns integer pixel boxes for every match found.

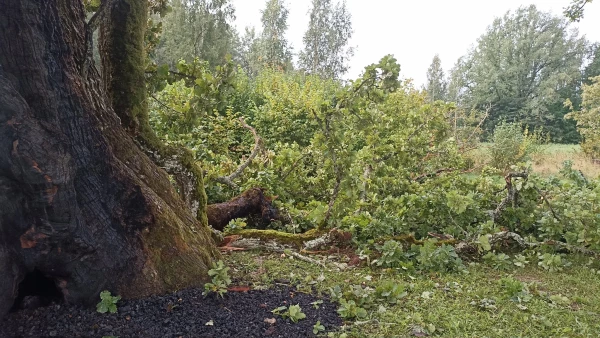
[488,122,545,171]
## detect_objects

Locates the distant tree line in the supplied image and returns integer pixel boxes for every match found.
[154,1,598,143]
[425,5,600,143]
[154,0,353,79]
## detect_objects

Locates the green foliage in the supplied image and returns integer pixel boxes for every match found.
[566,76,600,158]
[373,240,406,268]
[337,299,368,319]
[313,320,326,334]
[271,304,307,323]
[513,254,530,268]
[147,44,600,264]
[563,0,593,21]
[530,163,600,249]
[154,0,237,68]
[329,280,406,319]
[445,190,474,214]
[203,260,232,297]
[425,54,447,102]
[374,281,407,304]
[483,252,512,271]
[497,276,533,307]
[488,122,545,171]
[450,5,586,141]
[498,277,524,298]
[413,240,465,273]
[255,0,294,71]
[299,0,354,79]
[537,253,570,272]
[96,291,121,314]
[584,44,600,84]
[223,218,247,232]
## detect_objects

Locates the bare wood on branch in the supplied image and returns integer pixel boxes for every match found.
[215,117,263,190]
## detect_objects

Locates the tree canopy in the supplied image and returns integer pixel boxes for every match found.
[155,0,237,67]
[257,0,294,71]
[449,5,586,141]
[425,54,447,102]
[298,0,354,79]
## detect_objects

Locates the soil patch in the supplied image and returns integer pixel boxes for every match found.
[1,286,341,338]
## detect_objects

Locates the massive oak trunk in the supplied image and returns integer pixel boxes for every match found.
[0,0,219,318]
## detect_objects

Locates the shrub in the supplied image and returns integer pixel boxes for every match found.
[488,122,545,171]
[566,76,600,159]
[413,239,466,273]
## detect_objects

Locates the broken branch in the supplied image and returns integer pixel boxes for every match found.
[215,117,263,190]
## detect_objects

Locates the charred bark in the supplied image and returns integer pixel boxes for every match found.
[0,0,218,318]
[99,0,209,223]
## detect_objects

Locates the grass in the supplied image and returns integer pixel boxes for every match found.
[532,144,600,178]
[224,250,600,337]
[468,143,600,179]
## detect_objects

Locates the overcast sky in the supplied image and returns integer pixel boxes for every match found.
[230,0,600,86]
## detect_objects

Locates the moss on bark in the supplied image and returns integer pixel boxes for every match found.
[95,0,217,293]
[100,0,148,132]
[99,0,209,227]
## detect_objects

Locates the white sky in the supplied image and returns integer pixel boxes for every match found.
[230,0,600,86]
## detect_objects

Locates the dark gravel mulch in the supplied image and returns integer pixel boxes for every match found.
[0,287,341,338]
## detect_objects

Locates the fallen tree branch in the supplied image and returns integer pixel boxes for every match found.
[285,250,328,268]
[535,187,562,222]
[149,94,185,115]
[414,168,457,183]
[207,188,277,231]
[492,171,528,223]
[218,232,331,269]
[461,105,490,151]
[215,117,263,190]
[455,231,600,258]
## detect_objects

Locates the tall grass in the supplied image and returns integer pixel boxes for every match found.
[469,143,600,178]
[532,144,600,178]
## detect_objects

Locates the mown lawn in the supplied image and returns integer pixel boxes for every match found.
[225,251,600,337]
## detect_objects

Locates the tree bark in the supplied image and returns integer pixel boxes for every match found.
[99,0,149,134]
[207,188,278,231]
[0,0,219,318]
